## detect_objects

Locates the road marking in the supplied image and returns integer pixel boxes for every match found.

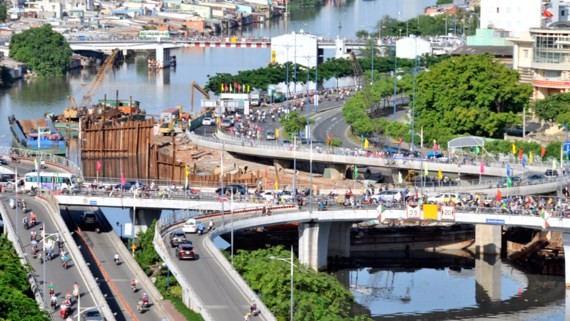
[331,117,337,121]
[206,305,232,310]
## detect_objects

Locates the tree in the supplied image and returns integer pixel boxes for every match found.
[9,25,73,77]
[0,0,7,22]
[414,53,532,145]
[436,0,453,4]
[280,111,313,138]
[531,92,570,122]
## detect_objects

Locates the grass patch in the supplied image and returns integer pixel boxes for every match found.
[165,295,204,321]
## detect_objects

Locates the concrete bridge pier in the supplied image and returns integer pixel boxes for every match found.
[564,232,570,287]
[298,221,351,271]
[156,45,171,68]
[475,254,502,303]
[335,37,347,58]
[474,224,502,255]
[273,159,291,176]
[323,164,346,180]
[130,207,162,235]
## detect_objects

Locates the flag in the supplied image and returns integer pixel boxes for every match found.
[275,128,279,138]
[506,164,511,177]
[377,204,385,222]
[185,164,190,177]
[96,160,102,173]
[553,159,557,171]
[221,83,224,92]
[512,143,516,155]
[529,152,533,164]
[424,163,428,175]
[541,209,551,229]
[438,169,443,180]
[475,146,480,154]
[34,158,38,171]
[507,176,512,188]
[518,149,523,160]
[398,137,403,148]
[230,84,233,92]
[121,173,126,186]
[480,161,485,174]
[541,146,546,157]
[364,138,369,149]
[354,166,359,179]
[544,9,554,18]
[522,156,527,168]
[274,180,279,190]
[360,135,364,144]
[398,172,403,184]
[496,189,502,202]
[247,84,250,93]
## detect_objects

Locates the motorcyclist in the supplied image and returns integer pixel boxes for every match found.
[30,212,37,226]
[131,279,137,291]
[72,282,79,298]
[142,293,149,305]
[22,215,29,228]
[30,230,37,241]
[208,220,214,232]
[114,252,120,264]
[49,282,55,296]
[50,294,57,308]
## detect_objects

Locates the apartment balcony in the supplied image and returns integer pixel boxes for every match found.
[531,79,570,88]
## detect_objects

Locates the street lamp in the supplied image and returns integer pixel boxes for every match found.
[36,127,42,194]
[269,245,295,321]
[162,263,171,291]
[116,221,122,239]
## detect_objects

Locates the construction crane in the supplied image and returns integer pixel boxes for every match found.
[191,81,210,114]
[349,51,364,89]
[68,48,120,109]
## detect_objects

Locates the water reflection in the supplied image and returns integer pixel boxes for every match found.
[335,252,565,320]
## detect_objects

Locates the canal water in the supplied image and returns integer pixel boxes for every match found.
[1,0,567,319]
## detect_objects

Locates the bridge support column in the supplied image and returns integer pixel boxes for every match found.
[130,208,162,235]
[475,254,502,303]
[273,159,291,174]
[335,37,347,58]
[564,233,570,287]
[328,222,352,258]
[155,46,171,68]
[323,164,346,180]
[298,221,330,271]
[474,224,502,255]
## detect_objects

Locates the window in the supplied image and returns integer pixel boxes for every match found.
[562,10,566,17]
[496,7,499,13]
[544,70,561,80]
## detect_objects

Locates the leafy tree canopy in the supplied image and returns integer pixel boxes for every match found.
[531,92,570,123]
[0,0,7,23]
[231,246,372,321]
[414,53,532,145]
[280,111,313,138]
[9,25,72,77]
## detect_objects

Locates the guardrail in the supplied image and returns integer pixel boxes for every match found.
[154,211,214,320]
[37,192,116,321]
[0,201,46,313]
[3,147,83,180]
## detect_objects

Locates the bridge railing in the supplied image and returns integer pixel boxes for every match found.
[1,147,83,179]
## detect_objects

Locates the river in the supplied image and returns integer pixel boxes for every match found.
[0,0,567,319]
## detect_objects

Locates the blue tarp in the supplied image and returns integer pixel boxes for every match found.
[426,151,443,158]
[382,147,398,153]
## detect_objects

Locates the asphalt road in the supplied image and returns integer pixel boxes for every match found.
[63,205,169,321]
[162,213,271,321]
[1,194,98,319]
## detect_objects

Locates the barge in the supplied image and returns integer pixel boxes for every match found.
[8,115,67,155]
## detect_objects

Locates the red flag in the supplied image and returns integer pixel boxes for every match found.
[518,149,523,160]
[121,173,126,186]
[496,189,502,202]
[433,143,438,152]
[480,161,485,174]
[544,10,554,18]
[96,160,101,173]
[233,81,238,90]
[225,83,229,92]
[541,146,546,157]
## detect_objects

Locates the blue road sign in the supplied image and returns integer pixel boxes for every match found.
[564,142,570,155]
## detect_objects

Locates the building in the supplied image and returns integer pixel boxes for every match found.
[480,0,543,38]
[395,36,432,59]
[510,22,570,100]
[271,31,321,67]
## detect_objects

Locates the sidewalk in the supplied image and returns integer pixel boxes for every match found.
[161,300,188,321]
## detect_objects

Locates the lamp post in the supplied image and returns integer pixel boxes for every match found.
[116,221,122,239]
[269,245,295,321]
[411,37,418,152]
[162,263,171,291]
[36,127,42,194]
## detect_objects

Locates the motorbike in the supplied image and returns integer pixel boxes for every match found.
[137,300,147,313]
[109,189,121,197]
[114,254,120,265]
[131,283,137,292]
[50,297,57,311]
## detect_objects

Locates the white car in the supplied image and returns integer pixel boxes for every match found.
[427,193,459,204]
[182,218,201,233]
[371,190,401,203]
[261,190,292,202]
[202,117,213,126]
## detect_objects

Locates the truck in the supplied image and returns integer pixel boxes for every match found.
[250,92,261,107]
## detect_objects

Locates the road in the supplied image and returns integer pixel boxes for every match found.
[63,205,171,321]
[161,213,271,321]
[1,194,98,319]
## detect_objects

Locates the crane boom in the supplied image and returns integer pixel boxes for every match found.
[79,48,120,108]
[191,81,210,114]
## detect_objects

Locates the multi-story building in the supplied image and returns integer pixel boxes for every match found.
[510,22,570,99]
[480,0,543,37]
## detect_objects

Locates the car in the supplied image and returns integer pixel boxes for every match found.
[215,184,248,196]
[202,117,213,126]
[170,229,187,247]
[371,190,401,203]
[261,190,293,202]
[175,243,196,260]
[266,131,276,140]
[0,158,8,166]
[182,218,201,233]
[527,174,546,185]
[221,118,233,128]
[427,193,459,204]
[114,180,143,191]
[497,176,522,188]
[82,310,104,321]
[81,211,97,225]
[545,169,559,177]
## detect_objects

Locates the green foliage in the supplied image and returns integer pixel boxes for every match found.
[231,246,371,321]
[0,235,51,321]
[375,10,476,37]
[414,53,532,146]
[134,220,162,273]
[279,111,313,137]
[330,138,342,147]
[9,25,72,77]
[205,58,353,95]
[484,139,561,160]
[436,0,453,4]
[0,0,7,22]
[0,66,13,88]
[531,92,570,122]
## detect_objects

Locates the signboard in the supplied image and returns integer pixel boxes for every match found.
[423,204,438,220]
[406,205,421,219]
[486,219,505,225]
[124,223,133,236]
[564,142,570,155]
[89,200,97,205]
[440,206,455,220]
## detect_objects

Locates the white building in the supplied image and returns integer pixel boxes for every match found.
[480,0,543,37]
[271,31,320,68]
[395,36,432,59]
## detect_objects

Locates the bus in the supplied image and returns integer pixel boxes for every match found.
[138,30,170,41]
[0,166,16,188]
[24,172,79,193]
